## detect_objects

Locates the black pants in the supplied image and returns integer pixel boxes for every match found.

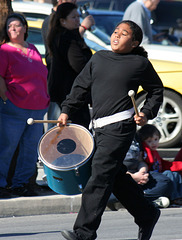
[74,120,158,240]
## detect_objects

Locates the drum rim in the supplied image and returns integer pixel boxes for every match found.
[38,123,94,171]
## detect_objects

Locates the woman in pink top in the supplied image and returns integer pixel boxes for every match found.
[0,13,50,198]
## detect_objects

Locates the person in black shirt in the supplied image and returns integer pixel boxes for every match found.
[58,20,163,240]
[42,1,94,129]
[46,3,93,129]
[41,0,95,72]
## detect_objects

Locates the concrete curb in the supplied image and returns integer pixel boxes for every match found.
[0,167,115,218]
[0,167,85,218]
[0,194,82,218]
[0,193,114,218]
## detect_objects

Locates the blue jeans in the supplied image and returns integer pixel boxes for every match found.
[0,98,47,188]
[142,171,173,201]
[47,102,61,130]
[162,170,182,200]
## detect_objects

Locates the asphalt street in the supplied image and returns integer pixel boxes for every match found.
[0,208,182,240]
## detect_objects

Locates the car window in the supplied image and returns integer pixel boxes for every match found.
[152,1,182,30]
[23,12,48,20]
[28,28,43,44]
[93,1,113,10]
[80,17,111,46]
[91,28,110,45]
[92,14,123,36]
[77,0,134,11]
[84,38,106,51]
[27,27,45,57]
[80,17,110,45]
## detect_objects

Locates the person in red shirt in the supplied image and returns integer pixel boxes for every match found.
[138,124,182,205]
[0,13,50,198]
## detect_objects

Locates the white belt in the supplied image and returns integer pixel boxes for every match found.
[91,107,134,129]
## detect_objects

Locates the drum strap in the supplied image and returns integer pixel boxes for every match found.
[91,107,134,129]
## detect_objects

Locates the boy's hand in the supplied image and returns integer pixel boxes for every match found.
[57,113,69,127]
[134,112,147,126]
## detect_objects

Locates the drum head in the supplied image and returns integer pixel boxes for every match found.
[38,124,94,170]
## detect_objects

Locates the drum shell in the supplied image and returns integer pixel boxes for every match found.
[43,160,92,195]
[38,124,94,195]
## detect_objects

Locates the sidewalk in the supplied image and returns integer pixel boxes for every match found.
[0,165,85,218]
[0,148,179,218]
[0,164,117,218]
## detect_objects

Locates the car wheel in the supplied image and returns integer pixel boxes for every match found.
[136,90,182,148]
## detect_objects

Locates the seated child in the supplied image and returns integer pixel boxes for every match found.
[108,135,172,210]
[123,136,172,208]
[137,124,182,205]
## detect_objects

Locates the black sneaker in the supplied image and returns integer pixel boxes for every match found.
[28,183,54,196]
[61,230,78,240]
[138,208,160,240]
[0,187,12,198]
[12,185,38,197]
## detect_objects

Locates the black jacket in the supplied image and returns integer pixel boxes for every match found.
[62,50,163,121]
[48,28,92,128]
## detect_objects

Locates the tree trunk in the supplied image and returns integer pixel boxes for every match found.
[0,0,13,41]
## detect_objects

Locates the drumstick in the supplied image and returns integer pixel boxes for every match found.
[27,118,71,125]
[128,90,139,117]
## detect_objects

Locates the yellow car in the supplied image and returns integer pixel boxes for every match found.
[27,20,182,148]
[137,58,182,148]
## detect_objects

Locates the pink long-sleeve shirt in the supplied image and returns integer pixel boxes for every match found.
[0,43,50,109]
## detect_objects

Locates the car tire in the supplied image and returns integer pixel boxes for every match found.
[136,90,182,148]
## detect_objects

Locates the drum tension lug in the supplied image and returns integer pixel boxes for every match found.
[42,174,47,182]
[78,184,83,192]
[75,168,80,176]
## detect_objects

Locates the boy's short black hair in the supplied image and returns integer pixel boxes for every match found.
[116,20,143,45]
[137,124,161,142]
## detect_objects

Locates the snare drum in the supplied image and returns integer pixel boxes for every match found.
[38,124,94,195]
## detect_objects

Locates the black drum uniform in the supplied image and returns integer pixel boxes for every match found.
[61,50,163,240]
